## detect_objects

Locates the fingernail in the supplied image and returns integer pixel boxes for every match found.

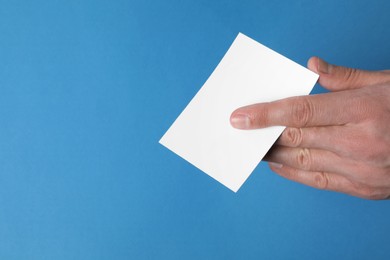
[318,58,330,74]
[230,114,251,129]
[269,162,283,169]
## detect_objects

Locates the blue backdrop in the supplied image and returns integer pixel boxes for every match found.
[0,0,389,259]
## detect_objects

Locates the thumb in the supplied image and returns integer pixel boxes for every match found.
[307,56,390,91]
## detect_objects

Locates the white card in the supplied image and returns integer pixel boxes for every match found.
[160,33,318,192]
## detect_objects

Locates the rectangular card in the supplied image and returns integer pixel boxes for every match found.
[160,33,318,192]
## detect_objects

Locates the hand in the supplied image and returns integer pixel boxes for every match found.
[230,57,390,200]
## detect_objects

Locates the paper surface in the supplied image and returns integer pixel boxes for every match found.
[159,33,318,192]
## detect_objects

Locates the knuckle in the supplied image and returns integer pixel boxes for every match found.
[355,136,387,165]
[313,172,329,190]
[375,193,390,200]
[291,98,313,127]
[361,148,383,164]
[253,104,269,127]
[359,187,374,199]
[344,68,362,87]
[354,182,388,200]
[347,122,389,166]
[297,148,312,170]
[363,122,390,165]
[283,127,303,147]
[360,188,385,200]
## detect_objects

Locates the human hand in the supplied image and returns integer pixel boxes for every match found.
[230,57,390,200]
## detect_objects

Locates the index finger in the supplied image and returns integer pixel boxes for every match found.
[230,90,362,129]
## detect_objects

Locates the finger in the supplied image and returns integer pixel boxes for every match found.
[265,146,355,177]
[230,91,362,129]
[269,163,355,194]
[307,57,390,91]
[268,164,388,200]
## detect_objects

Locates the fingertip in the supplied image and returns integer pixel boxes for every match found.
[230,102,274,129]
[308,56,332,75]
[268,162,283,169]
[230,111,251,129]
[307,56,319,73]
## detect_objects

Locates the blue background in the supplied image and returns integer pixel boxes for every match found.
[0,0,389,259]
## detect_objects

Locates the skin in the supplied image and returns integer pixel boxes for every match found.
[230,57,390,200]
